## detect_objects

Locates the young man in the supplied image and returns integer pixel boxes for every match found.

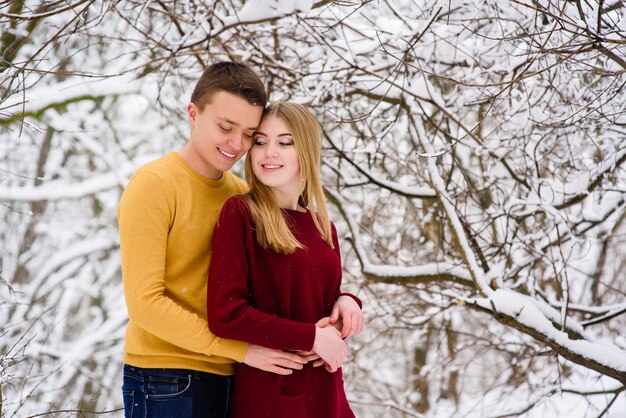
[118,62,362,418]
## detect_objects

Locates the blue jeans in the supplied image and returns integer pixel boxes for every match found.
[122,364,234,418]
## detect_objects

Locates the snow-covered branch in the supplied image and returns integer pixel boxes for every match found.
[465,289,626,385]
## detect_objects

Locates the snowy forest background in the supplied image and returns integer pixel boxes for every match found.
[1,0,625,417]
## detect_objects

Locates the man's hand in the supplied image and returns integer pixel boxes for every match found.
[242,344,306,375]
[295,350,320,364]
[330,295,364,338]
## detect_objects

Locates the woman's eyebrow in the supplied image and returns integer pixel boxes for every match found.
[254,131,292,137]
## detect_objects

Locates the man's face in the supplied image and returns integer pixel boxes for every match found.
[186,91,263,179]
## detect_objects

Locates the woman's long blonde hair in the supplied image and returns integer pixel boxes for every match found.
[244,102,333,254]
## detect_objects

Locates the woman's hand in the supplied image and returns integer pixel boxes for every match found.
[316,316,343,333]
[312,326,347,373]
[330,295,364,338]
[299,317,343,368]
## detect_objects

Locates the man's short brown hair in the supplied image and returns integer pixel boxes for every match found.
[190,61,267,111]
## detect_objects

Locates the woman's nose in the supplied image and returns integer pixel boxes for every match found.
[266,144,278,158]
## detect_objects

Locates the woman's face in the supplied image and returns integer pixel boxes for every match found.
[250,115,301,197]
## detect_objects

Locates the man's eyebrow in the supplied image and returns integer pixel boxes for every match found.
[217,117,239,126]
[219,117,259,132]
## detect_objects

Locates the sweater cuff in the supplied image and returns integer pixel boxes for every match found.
[211,337,249,363]
[303,324,317,351]
[337,292,362,310]
[282,323,317,352]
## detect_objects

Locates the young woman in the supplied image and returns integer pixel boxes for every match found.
[207,102,363,418]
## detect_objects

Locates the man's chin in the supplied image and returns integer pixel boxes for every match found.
[216,160,237,172]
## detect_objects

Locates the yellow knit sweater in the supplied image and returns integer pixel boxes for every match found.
[118,152,248,375]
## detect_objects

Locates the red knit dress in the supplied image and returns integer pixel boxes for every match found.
[207,195,357,418]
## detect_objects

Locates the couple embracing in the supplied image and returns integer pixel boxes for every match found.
[118,62,364,418]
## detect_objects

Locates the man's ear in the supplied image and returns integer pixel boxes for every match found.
[187,103,197,123]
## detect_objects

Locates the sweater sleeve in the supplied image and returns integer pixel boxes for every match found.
[118,171,248,361]
[331,223,362,309]
[207,197,316,352]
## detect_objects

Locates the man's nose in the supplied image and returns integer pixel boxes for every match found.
[228,134,244,151]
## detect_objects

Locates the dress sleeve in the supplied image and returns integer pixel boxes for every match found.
[207,197,316,352]
[119,171,248,361]
[330,222,362,309]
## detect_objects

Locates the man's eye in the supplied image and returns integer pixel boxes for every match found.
[218,124,232,132]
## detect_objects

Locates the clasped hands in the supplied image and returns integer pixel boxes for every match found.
[242,295,364,375]
[298,295,365,373]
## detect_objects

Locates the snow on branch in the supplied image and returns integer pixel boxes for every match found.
[410,102,494,297]
[0,159,152,202]
[29,235,119,302]
[325,133,437,199]
[465,289,626,385]
[222,0,314,25]
[180,0,319,50]
[325,187,474,287]
[1,171,125,202]
[0,0,93,21]
[1,74,138,124]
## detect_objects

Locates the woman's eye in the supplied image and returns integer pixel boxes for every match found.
[254,139,266,146]
[280,141,293,146]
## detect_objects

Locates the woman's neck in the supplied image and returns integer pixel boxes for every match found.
[271,188,302,211]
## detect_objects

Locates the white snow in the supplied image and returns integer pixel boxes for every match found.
[469,289,626,372]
